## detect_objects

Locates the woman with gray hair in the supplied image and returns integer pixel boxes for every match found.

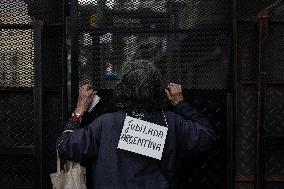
[56,60,216,189]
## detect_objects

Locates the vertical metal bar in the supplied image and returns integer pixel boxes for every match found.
[70,0,79,113]
[62,0,68,122]
[255,9,269,189]
[33,20,43,189]
[257,10,269,73]
[94,0,106,89]
[228,0,239,188]
[227,93,235,189]
[255,72,266,189]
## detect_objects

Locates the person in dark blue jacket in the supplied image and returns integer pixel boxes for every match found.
[56,60,216,189]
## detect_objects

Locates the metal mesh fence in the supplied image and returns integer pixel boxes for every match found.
[0,0,63,24]
[74,1,232,188]
[264,86,284,176]
[236,86,257,176]
[1,0,65,188]
[0,0,33,24]
[239,0,272,21]
[0,92,34,147]
[270,1,284,22]
[176,93,227,188]
[265,87,284,137]
[239,1,284,82]
[238,22,258,82]
[0,157,34,188]
[26,0,64,24]
[0,1,34,88]
[43,93,64,188]
[266,23,284,81]
[237,0,284,188]
[76,0,232,90]
[0,1,36,188]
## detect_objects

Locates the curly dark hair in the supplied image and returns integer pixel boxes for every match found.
[113,59,167,112]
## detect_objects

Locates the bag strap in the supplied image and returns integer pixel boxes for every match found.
[56,153,80,173]
[56,150,60,173]
[161,111,168,128]
[159,111,171,182]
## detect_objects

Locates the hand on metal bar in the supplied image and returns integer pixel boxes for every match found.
[75,84,97,116]
[165,83,184,106]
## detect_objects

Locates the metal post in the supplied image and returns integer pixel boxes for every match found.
[255,9,269,189]
[33,20,44,189]
[227,93,235,189]
[228,0,239,188]
[70,0,79,113]
[255,72,266,189]
[62,0,68,122]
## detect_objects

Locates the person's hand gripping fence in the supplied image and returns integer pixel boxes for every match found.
[75,84,97,115]
[165,83,184,106]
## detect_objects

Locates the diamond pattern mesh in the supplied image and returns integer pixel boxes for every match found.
[237,1,284,188]
[266,23,284,81]
[239,0,272,21]
[264,87,284,177]
[0,2,34,88]
[176,94,227,188]
[270,1,284,22]
[0,29,34,87]
[26,0,64,24]
[0,0,32,24]
[0,157,34,188]
[265,146,284,176]
[236,86,256,176]
[239,1,284,82]
[0,92,34,147]
[239,22,258,82]
[77,0,232,90]
[0,0,66,188]
[0,0,64,25]
[43,94,63,188]
[265,87,284,136]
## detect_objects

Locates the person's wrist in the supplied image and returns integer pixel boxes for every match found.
[74,107,86,116]
[171,97,184,106]
[71,111,83,122]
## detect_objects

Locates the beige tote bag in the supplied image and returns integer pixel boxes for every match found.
[50,152,87,189]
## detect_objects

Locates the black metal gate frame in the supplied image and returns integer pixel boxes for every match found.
[0,21,43,189]
[236,0,284,188]
[0,1,68,187]
[0,0,241,188]
[8,0,284,188]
